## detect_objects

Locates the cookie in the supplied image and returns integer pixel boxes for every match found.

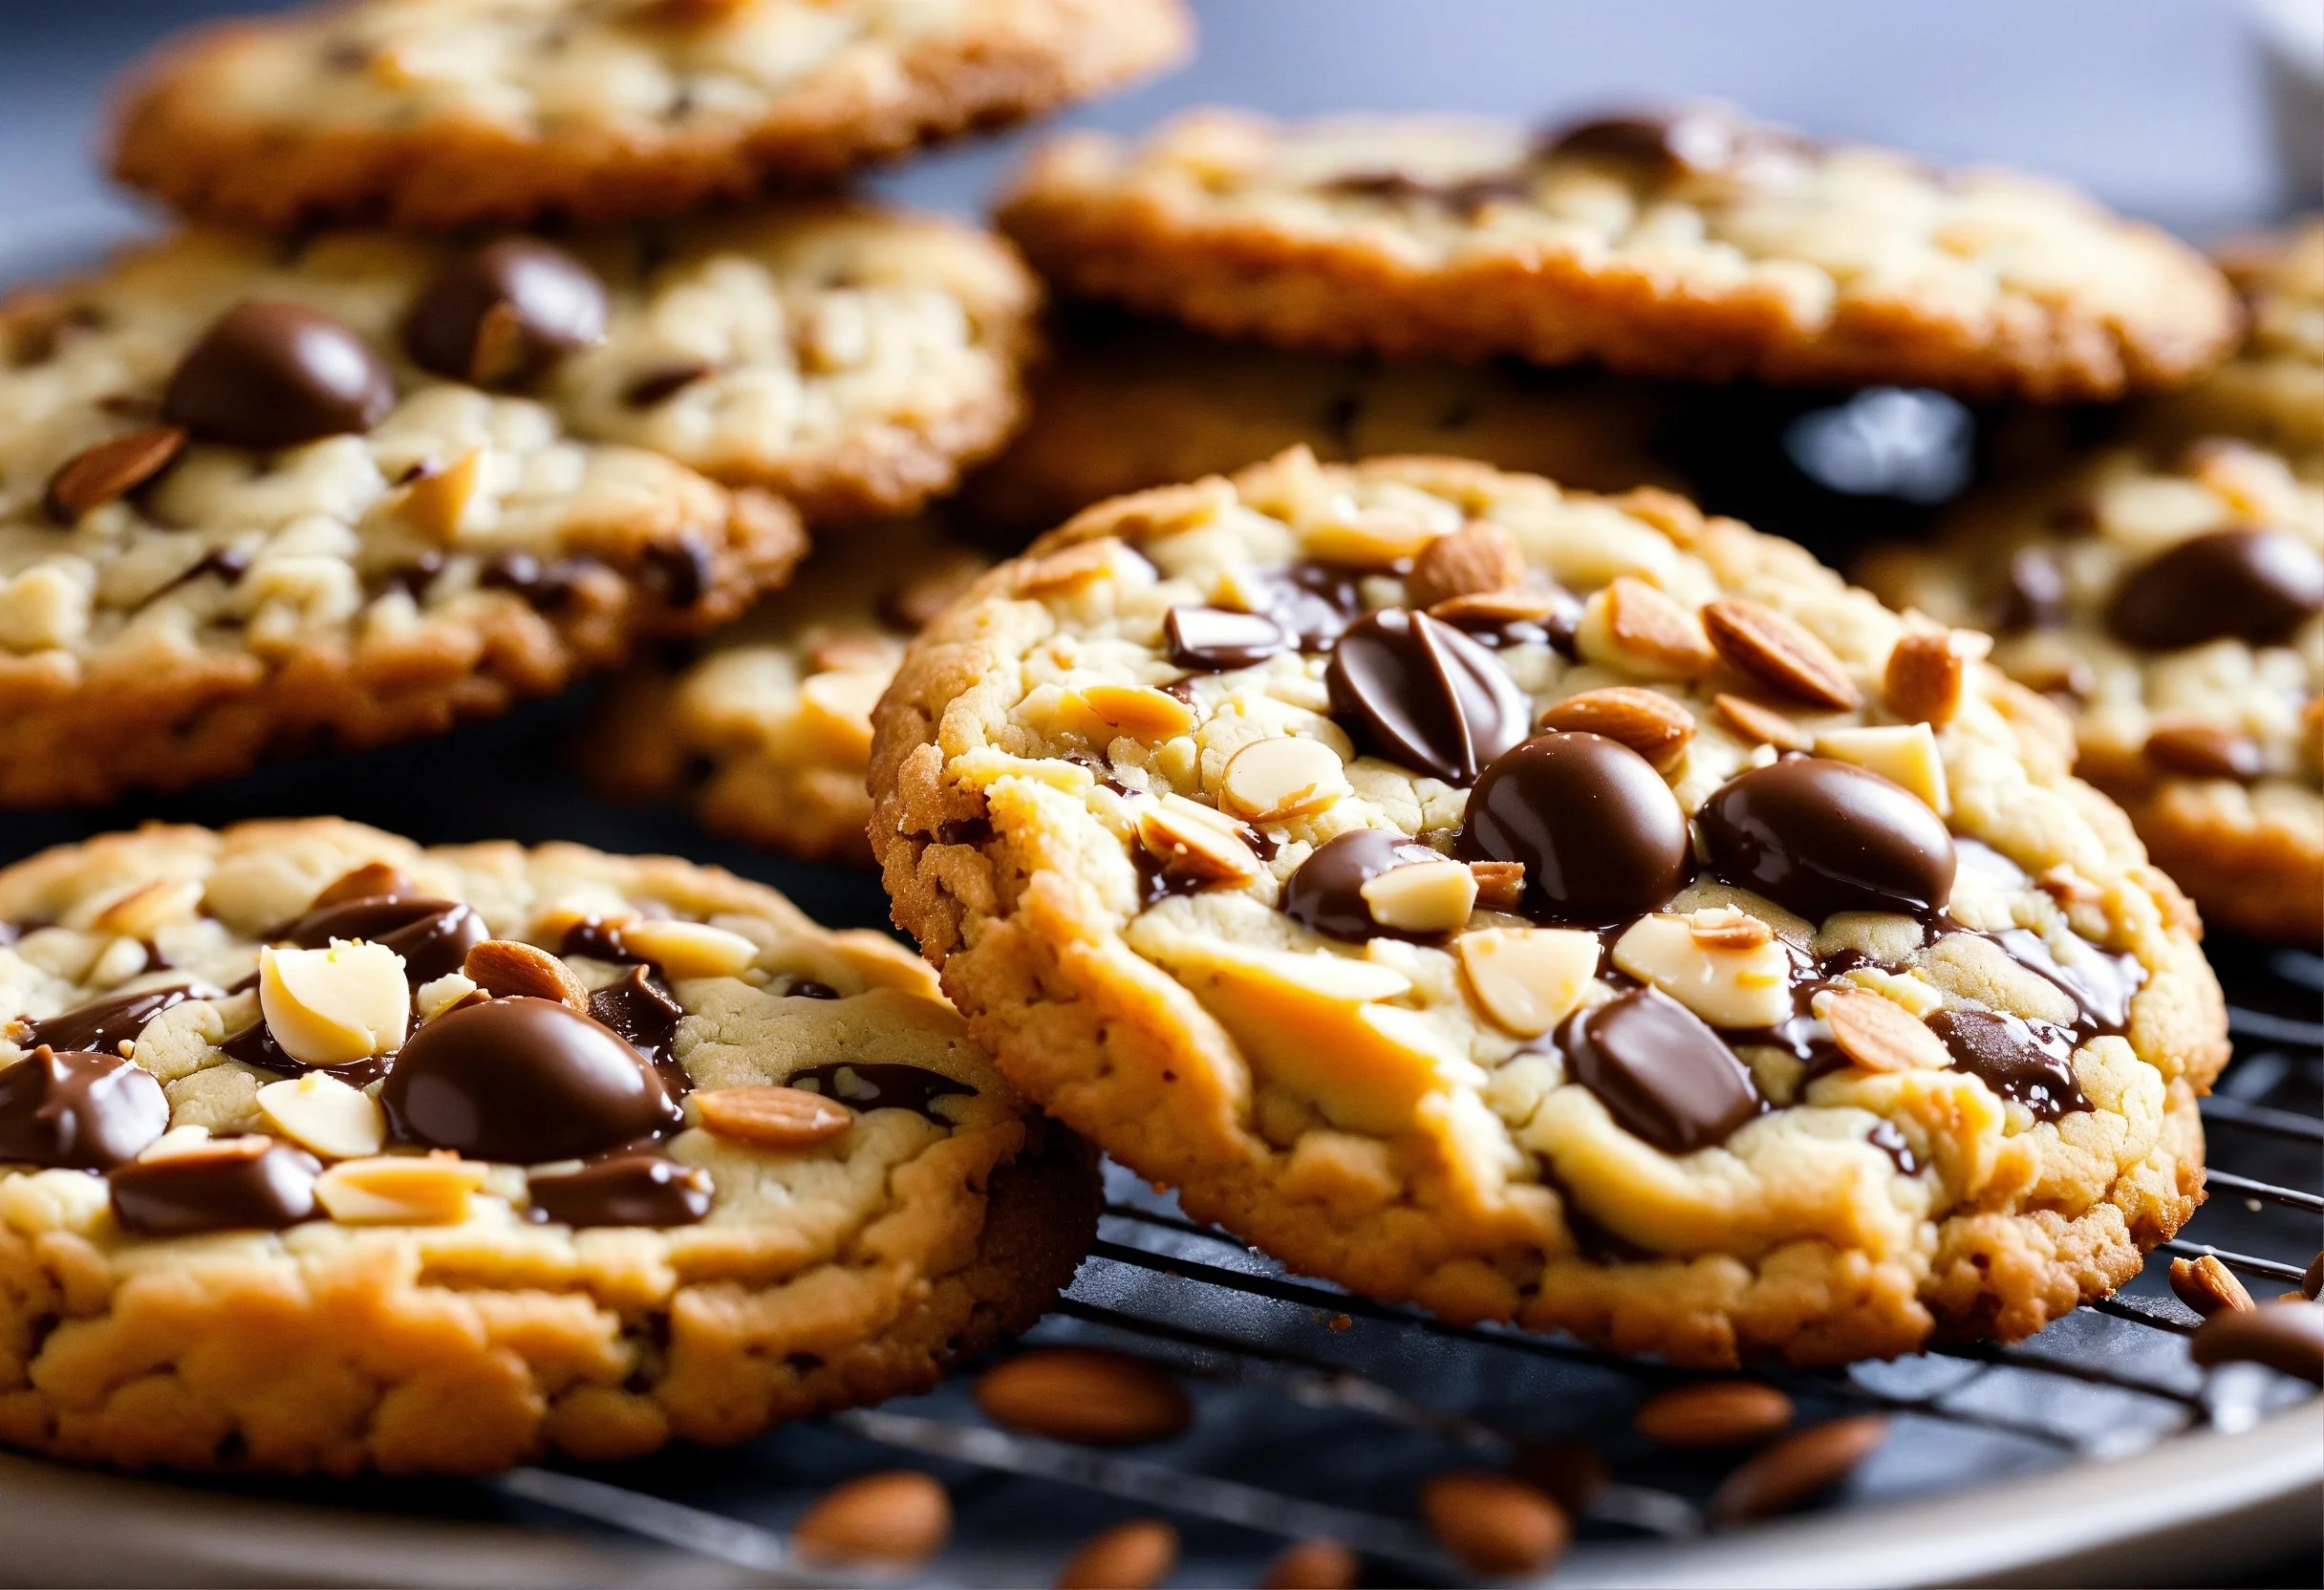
[1861,438,2323,943]
[113,0,1194,230]
[996,107,2242,399]
[963,310,1678,534]
[592,516,992,863]
[0,819,1096,1474]
[2146,220,2324,459]
[870,449,2227,1368]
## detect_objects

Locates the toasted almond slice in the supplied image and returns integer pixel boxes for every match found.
[621,918,760,978]
[1304,506,1438,566]
[91,878,205,940]
[312,861,418,908]
[1466,860,1526,913]
[1814,722,1951,814]
[1703,598,1861,710]
[1883,630,1969,726]
[1689,913,1773,951]
[1429,589,1566,625]
[1579,576,1716,679]
[1536,687,1694,773]
[43,425,186,523]
[463,938,590,1012]
[1457,928,1601,1038]
[256,1071,385,1160]
[1817,987,1951,1072]
[1714,692,1812,752]
[1360,857,1477,935]
[1407,520,1525,607]
[697,1085,855,1149]
[1220,737,1349,823]
[398,446,484,541]
[1081,683,1195,741]
[1137,801,1263,890]
[2168,1254,2256,1317]
[1013,540,1118,595]
[1612,911,1795,1029]
[313,1152,489,1225]
[259,941,410,1067]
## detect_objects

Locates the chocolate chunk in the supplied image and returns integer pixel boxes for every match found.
[1325,169,1531,213]
[641,539,712,610]
[381,996,681,1161]
[1280,828,1448,942]
[1249,562,1365,648]
[527,1153,711,1228]
[561,916,642,962]
[1976,926,2142,1037]
[1698,757,1956,922]
[1557,987,1761,1152]
[1543,108,1811,183]
[1990,548,2067,634]
[2105,527,2324,651]
[589,963,686,1089]
[0,1046,170,1170]
[480,550,595,609]
[1164,606,1288,671]
[1454,732,1693,925]
[161,301,395,448]
[1325,609,1529,784]
[623,360,714,408]
[219,1017,393,1088]
[1925,1008,2089,1119]
[23,984,194,1057]
[405,239,607,386]
[109,1138,321,1236]
[43,425,187,525]
[786,1063,972,1124]
[2188,1301,2324,1385]
[282,893,485,986]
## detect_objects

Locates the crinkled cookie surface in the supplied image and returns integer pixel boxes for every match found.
[114,0,1194,228]
[871,450,2227,1367]
[998,107,2241,399]
[0,819,1094,1473]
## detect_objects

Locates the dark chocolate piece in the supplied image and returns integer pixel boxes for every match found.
[404,238,607,386]
[1280,828,1449,942]
[1556,987,1762,1153]
[786,1063,972,1124]
[1455,732,1692,925]
[161,301,395,448]
[109,1139,321,1235]
[2105,527,2324,651]
[1990,547,2067,634]
[1926,1008,2090,1120]
[527,1154,711,1229]
[1163,606,1288,671]
[1324,608,1529,784]
[22,984,195,1057]
[1542,108,1812,183]
[281,893,485,987]
[0,1046,170,1170]
[1697,757,1957,922]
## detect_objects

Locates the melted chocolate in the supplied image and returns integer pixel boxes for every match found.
[2105,527,2324,651]
[1542,109,1812,183]
[405,239,608,386]
[381,997,681,1162]
[1280,828,1449,942]
[219,1020,392,1088]
[109,1140,321,1235]
[1975,927,2142,1038]
[1697,758,1957,922]
[642,540,712,610]
[23,984,195,1057]
[1325,609,1531,784]
[1324,169,1533,213]
[1249,563,1365,648]
[589,964,687,1092]
[1866,1119,1921,1175]
[481,551,595,609]
[1555,987,1762,1153]
[0,1046,170,1170]
[1925,1008,2089,1120]
[280,893,485,986]
[623,361,714,408]
[560,917,644,962]
[1164,607,1288,671]
[527,1154,710,1229]
[786,1064,972,1124]
[161,301,395,449]
[1455,733,1693,925]
[1990,547,2067,634]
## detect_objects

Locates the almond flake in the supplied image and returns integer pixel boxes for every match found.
[1714,693,1811,752]
[1883,630,1967,726]
[1467,860,1526,913]
[2168,1253,2255,1318]
[1407,521,1525,608]
[1535,687,1694,773]
[1702,598,1861,710]
[696,1085,855,1149]
[1816,987,1950,1073]
[1584,576,1716,679]
[463,938,590,1012]
[43,425,186,524]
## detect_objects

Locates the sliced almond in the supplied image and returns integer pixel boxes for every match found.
[1407,520,1525,608]
[1467,860,1526,913]
[313,1152,489,1225]
[137,1125,216,1161]
[791,1471,951,1569]
[461,939,590,1012]
[1814,722,1951,815]
[1817,987,1951,1073]
[1080,683,1195,741]
[1304,505,1438,567]
[2169,1253,2256,1318]
[1056,1519,1178,1590]
[1429,589,1566,626]
[1457,928,1601,1038]
[2143,721,2264,782]
[1689,913,1773,951]
[1136,801,1263,891]
[91,877,204,940]
[43,425,186,524]
[256,1071,386,1160]
[1714,692,1812,752]
[1420,1472,1571,1578]
[1633,1381,1795,1447]
[1612,911,1796,1029]
[1883,631,1969,726]
[1220,737,1349,824]
[804,633,892,676]
[312,861,418,908]
[1359,857,1478,935]
[1578,576,1716,679]
[258,941,410,1067]
[398,447,484,542]
[976,1347,1194,1446]
[1013,540,1118,596]
[1536,687,1694,773]
[1710,1417,1889,1523]
[620,917,760,978]
[414,971,484,1023]
[1703,598,1861,710]
[696,1085,854,1149]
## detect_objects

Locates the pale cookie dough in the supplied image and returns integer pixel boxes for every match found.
[870,449,2227,1368]
[0,820,1095,1475]
[996,107,2241,400]
[2146,220,2324,460]
[1862,439,2323,943]
[592,516,993,863]
[113,0,1194,229]
[963,311,1679,534]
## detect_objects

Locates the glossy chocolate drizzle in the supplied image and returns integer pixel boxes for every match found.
[0,1045,170,1170]
[786,1063,973,1124]
[22,984,196,1057]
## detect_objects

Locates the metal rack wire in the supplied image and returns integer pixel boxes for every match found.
[481,941,2323,1587]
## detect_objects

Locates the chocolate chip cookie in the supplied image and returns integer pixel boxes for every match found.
[2147,220,2324,459]
[591,516,992,863]
[963,310,1678,535]
[1862,438,2323,943]
[113,0,1194,229]
[996,107,2241,400]
[0,820,1095,1474]
[870,449,2227,1368]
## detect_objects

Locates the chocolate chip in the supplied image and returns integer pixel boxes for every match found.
[109,1138,321,1236]
[281,893,485,986]
[1557,987,1761,1152]
[1249,562,1365,649]
[1990,548,2068,634]
[22,984,195,1057]
[1454,732,1693,925]
[527,1153,711,1228]
[2188,1301,2324,1385]
[380,996,681,1161]
[1925,1008,2089,1119]
[623,360,714,408]
[161,301,395,448]
[0,1046,170,1170]
[1280,828,1448,942]
[405,239,607,386]
[2106,528,2324,651]
[786,1063,973,1124]
[642,540,712,610]
[1697,757,1956,922]
[1325,609,1530,784]
[42,425,187,525]
[1542,108,1811,183]
[1164,606,1288,671]
[480,549,595,609]
[589,963,685,1083]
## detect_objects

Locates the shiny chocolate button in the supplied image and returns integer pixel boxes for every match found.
[1455,732,1692,924]
[406,238,608,386]
[161,300,395,448]
[1698,757,1956,922]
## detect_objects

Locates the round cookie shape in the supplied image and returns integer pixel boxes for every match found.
[0,819,1096,1474]
[996,108,2240,399]
[871,450,2227,1368]
[1860,434,2324,943]
[112,0,1193,230]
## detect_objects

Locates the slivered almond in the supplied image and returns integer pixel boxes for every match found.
[1633,1381,1795,1447]
[1221,737,1348,823]
[2143,721,2264,781]
[1012,540,1117,595]
[1429,589,1565,625]
[1703,598,1861,710]
[1467,860,1525,913]
[1420,1472,1571,1578]
[1714,693,1812,752]
[1536,687,1694,773]
[1592,576,1716,677]
[791,1471,950,1568]
[1883,631,1968,726]
[43,425,186,523]
[2169,1254,2255,1317]
[463,938,590,1012]
[398,446,484,541]
[976,1347,1193,1446]
[1689,913,1773,951]
[1710,1417,1889,1523]
[1080,683,1194,741]
[312,861,417,908]
[1137,802,1263,890]
[1407,520,1525,608]
[1818,987,1950,1073]
[92,878,204,939]
[698,1085,855,1149]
